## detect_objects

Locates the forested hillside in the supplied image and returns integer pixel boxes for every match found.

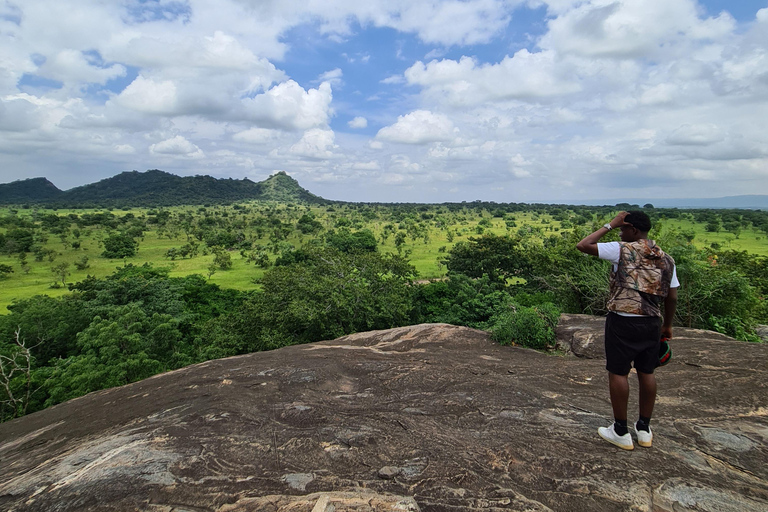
[1,201,766,422]
[0,178,63,203]
[0,170,327,207]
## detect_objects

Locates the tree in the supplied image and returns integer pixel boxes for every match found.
[394,232,407,253]
[0,295,92,366]
[51,262,70,285]
[444,233,530,286]
[73,256,90,271]
[1,265,245,421]
[325,228,378,254]
[3,228,34,254]
[0,264,13,279]
[44,305,173,404]
[229,247,416,350]
[296,213,323,234]
[0,329,37,420]
[102,233,139,258]
[411,274,512,328]
[705,220,721,233]
[212,249,233,270]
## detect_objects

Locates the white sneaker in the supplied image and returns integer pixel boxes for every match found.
[598,424,634,450]
[634,422,653,447]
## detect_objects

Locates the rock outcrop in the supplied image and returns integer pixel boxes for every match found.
[1,317,767,511]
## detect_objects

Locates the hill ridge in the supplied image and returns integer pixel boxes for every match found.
[0,170,327,207]
[3,171,767,208]
[0,177,63,203]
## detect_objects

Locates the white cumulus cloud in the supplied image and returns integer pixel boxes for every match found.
[114,76,178,115]
[242,81,333,131]
[289,128,337,159]
[376,110,458,144]
[318,68,343,86]
[405,51,581,106]
[348,116,368,129]
[542,0,735,59]
[149,135,204,158]
[37,49,126,87]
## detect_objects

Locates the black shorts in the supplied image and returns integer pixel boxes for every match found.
[604,312,661,375]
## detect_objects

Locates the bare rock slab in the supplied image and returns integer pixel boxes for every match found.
[1,320,767,511]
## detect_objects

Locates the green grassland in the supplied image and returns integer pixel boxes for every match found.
[1,204,767,312]
[662,218,768,254]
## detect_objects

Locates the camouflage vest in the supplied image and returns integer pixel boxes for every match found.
[607,239,675,317]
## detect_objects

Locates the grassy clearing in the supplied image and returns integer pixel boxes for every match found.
[662,218,768,256]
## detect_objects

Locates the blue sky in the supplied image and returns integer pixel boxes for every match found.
[1,0,768,203]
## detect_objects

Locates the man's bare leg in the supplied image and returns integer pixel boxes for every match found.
[608,372,629,422]
[635,371,656,446]
[637,371,656,419]
[598,371,634,448]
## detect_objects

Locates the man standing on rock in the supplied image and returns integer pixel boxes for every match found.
[576,211,678,450]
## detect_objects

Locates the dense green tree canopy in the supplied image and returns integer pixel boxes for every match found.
[102,233,139,258]
[0,264,244,421]
[227,247,416,350]
[444,234,531,286]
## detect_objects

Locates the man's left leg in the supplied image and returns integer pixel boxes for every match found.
[598,371,634,450]
[609,371,630,423]
[637,371,656,419]
[600,313,634,450]
[635,371,656,447]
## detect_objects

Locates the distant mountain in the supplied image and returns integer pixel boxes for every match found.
[566,195,768,210]
[0,170,328,207]
[0,177,63,203]
[654,195,768,209]
[3,171,766,208]
[60,170,266,207]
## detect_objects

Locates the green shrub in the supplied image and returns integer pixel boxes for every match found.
[411,273,512,328]
[676,262,761,341]
[705,315,762,343]
[490,303,561,350]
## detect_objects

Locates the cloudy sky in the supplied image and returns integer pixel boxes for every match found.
[1,0,767,203]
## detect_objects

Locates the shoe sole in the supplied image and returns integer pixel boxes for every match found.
[598,428,634,450]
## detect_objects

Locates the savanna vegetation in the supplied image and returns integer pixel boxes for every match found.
[2,200,767,421]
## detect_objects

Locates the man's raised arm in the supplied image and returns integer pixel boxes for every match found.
[576,211,630,256]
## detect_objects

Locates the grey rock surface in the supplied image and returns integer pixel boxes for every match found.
[0,318,766,511]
